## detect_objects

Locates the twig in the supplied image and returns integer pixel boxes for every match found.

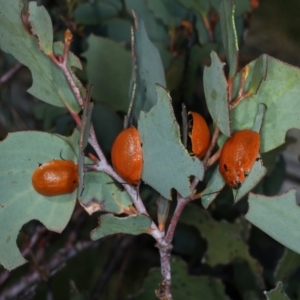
[0,63,23,88]
[155,195,191,300]
[91,235,134,299]
[230,65,251,108]
[48,29,162,239]
[0,240,100,300]
[49,30,84,108]
[202,126,220,169]
[201,14,214,42]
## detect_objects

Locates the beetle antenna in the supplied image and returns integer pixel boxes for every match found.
[201,185,230,197]
[59,149,66,161]
[201,189,222,197]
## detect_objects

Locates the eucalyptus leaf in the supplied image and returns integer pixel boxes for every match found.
[246,190,300,255]
[177,0,209,15]
[0,0,81,113]
[91,214,152,240]
[234,158,267,203]
[265,282,290,300]
[203,51,230,136]
[0,131,78,270]
[127,12,166,125]
[220,0,239,77]
[78,172,133,215]
[124,0,169,43]
[139,85,204,199]
[28,2,53,55]
[231,56,300,153]
[147,0,188,28]
[275,248,300,282]
[201,167,225,209]
[74,2,118,25]
[83,35,131,112]
[180,205,263,277]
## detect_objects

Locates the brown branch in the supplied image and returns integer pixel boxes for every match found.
[0,63,23,88]
[155,195,192,300]
[48,29,150,217]
[230,65,251,108]
[91,235,134,299]
[0,240,100,300]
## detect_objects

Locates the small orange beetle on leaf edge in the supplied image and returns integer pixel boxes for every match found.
[111,126,143,185]
[32,160,79,196]
[219,129,260,189]
[188,111,210,159]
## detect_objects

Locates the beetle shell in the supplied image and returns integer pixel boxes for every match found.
[111,126,143,185]
[32,160,79,196]
[188,111,210,159]
[219,130,260,189]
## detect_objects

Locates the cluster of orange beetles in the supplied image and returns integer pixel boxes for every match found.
[32,111,260,197]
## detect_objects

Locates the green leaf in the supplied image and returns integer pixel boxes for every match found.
[78,91,93,196]
[231,56,300,153]
[131,257,229,300]
[220,0,239,77]
[153,42,173,71]
[78,172,133,215]
[139,85,204,199]
[79,93,93,153]
[83,35,131,112]
[211,0,251,16]
[127,12,166,125]
[102,0,122,10]
[177,0,209,15]
[234,0,251,16]
[246,190,300,256]
[0,131,78,270]
[265,282,290,300]
[233,259,262,300]
[28,2,53,55]
[102,18,132,43]
[180,205,262,277]
[195,13,210,45]
[56,129,81,155]
[275,248,300,282]
[201,167,225,209]
[33,103,68,131]
[125,0,169,43]
[91,214,152,240]
[233,159,267,203]
[0,0,81,113]
[232,55,268,104]
[147,0,187,28]
[146,0,175,27]
[74,2,119,25]
[203,51,230,136]
[252,103,267,133]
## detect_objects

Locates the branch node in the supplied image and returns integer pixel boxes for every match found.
[155,242,173,252]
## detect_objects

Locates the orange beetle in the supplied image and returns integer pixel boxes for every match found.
[111,126,143,185]
[219,129,260,189]
[32,160,79,196]
[188,111,210,159]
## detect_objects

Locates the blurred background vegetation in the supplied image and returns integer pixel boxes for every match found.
[1,0,300,299]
